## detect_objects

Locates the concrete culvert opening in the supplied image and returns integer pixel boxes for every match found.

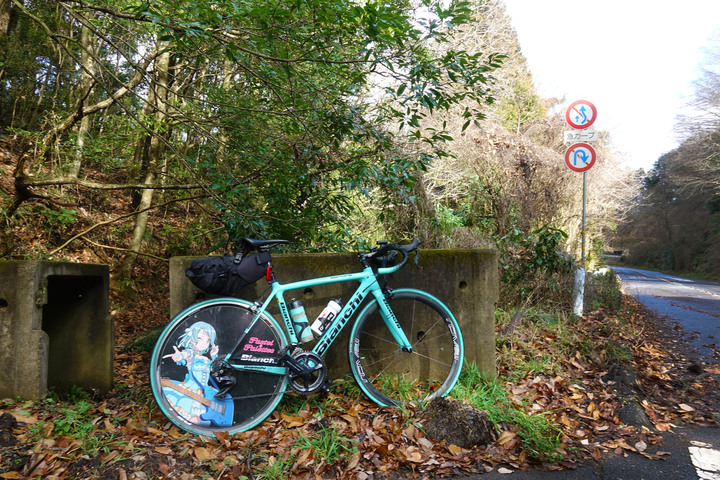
[0,261,114,400]
[42,274,110,395]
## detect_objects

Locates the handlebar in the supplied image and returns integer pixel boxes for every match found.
[361,238,420,274]
[238,235,420,276]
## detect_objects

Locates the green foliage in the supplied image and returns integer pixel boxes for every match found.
[114,0,501,250]
[530,226,570,271]
[44,206,78,230]
[498,224,574,309]
[27,398,95,445]
[618,130,720,275]
[431,203,465,239]
[0,3,73,129]
[586,236,605,269]
[122,326,163,353]
[495,76,546,133]
[295,426,359,465]
[2,0,504,254]
[253,456,293,480]
[13,204,78,246]
[584,268,622,311]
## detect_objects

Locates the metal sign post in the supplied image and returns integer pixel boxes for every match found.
[564,100,597,316]
[582,171,587,265]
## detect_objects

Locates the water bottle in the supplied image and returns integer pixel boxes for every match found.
[289,299,313,343]
[311,299,342,338]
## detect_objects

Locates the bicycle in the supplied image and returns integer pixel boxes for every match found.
[150,237,464,436]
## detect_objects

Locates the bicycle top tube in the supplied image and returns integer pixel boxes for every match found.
[235,236,420,281]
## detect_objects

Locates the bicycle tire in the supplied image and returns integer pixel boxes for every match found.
[150,298,288,435]
[349,289,464,407]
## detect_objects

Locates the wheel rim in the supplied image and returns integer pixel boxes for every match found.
[350,292,462,406]
[151,300,287,435]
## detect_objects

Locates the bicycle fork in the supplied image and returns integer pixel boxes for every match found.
[371,288,414,353]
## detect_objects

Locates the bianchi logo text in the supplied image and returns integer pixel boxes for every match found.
[241,354,276,364]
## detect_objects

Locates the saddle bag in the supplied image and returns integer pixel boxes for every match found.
[185,253,268,296]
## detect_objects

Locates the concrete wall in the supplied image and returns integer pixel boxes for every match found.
[0,261,113,400]
[170,249,498,379]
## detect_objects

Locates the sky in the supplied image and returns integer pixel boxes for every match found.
[502,0,720,171]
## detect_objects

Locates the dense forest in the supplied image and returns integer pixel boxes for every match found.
[613,35,720,277]
[4,0,713,312]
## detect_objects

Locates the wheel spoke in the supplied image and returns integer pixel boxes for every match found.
[350,291,463,407]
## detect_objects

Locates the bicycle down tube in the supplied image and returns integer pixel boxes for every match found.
[222,264,413,374]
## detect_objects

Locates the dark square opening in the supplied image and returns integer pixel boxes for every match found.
[42,275,107,394]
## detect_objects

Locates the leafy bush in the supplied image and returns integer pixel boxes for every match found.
[584,268,622,311]
[498,225,575,310]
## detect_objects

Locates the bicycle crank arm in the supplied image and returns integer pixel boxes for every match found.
[283,350,328,394]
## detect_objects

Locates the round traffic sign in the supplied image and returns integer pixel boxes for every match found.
[565,100,597,130]
[565,143,596,172]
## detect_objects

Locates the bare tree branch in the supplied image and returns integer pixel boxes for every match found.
[49,194,206,256]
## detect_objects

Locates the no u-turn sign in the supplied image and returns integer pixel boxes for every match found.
[565,143,596,172]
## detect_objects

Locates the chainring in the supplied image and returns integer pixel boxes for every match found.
[288,350,327,394]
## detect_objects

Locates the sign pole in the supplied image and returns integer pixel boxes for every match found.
[581,171,587,266]
[573,172,588,317]
[564,100,597,317]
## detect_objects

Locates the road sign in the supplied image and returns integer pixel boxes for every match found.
[565,142,596,172]
[564,129,599,143]
[565,100,597,130]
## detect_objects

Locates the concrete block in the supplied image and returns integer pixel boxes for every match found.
[0,261,113,400]
[169,249,498,379]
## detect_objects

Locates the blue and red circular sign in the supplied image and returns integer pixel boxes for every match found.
[565,100,597,130]
[565,143,596,172]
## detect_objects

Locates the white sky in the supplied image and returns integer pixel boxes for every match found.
[502,0,720,171]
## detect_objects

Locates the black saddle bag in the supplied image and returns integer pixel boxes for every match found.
[185,253,267,296]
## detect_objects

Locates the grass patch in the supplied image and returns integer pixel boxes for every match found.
[295,425,358,465]
[253,455,293,480]
[121,326,163,353]
[24,393,137,457]
[279,377,361,418]
[585,268,623,310]
[453,363,562,460]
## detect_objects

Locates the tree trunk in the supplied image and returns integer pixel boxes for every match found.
[130,85,157,210]
[119,45,172,280]
[71,24,96,177]
[0,0,10,36]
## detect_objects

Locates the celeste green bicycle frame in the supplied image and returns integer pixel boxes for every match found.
[220,261,411,376]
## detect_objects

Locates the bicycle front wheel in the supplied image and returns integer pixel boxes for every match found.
[349,289,464,407]
[150,299,288,436]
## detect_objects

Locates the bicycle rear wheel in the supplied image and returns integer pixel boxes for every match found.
[150,299,288,435]
[349,289,464,406]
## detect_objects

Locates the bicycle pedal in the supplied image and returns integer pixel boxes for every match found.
[320,381,331,395]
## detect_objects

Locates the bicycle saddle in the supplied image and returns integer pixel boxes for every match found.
[240,237,290,251]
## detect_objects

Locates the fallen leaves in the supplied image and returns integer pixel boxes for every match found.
[1,295,719,479]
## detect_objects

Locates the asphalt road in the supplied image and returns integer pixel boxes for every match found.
[461,266,720,480]
[473,424,720,479]
[614,266,720,363]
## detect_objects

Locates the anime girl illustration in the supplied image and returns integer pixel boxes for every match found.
[161,321,234,427]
